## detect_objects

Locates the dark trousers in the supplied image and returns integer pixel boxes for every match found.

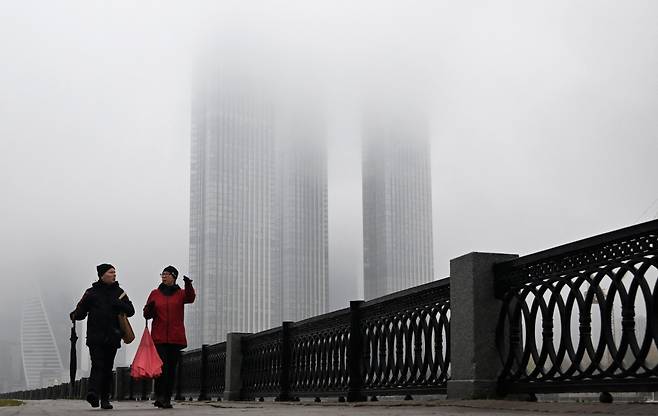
[88,344,118,401]
[154,344,181,402]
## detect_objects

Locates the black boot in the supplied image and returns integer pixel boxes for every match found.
[161,397,173,409]
[100,400,113,410]
[86,392,100,408]
[153,398,164,408]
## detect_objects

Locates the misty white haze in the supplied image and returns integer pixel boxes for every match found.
[1,0,657,386]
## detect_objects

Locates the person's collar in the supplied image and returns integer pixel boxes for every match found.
[158,282,180,295]
[93,280,118,288]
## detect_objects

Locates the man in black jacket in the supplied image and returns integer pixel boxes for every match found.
[71,264,135,410]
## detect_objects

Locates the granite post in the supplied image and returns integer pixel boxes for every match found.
[447,252,518,399]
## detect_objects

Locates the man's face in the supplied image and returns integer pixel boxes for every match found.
[101,268,116,284]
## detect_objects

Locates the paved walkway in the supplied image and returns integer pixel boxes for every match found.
[1,400,656,416]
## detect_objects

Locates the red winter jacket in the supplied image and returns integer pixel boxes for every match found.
[144,280,195,347]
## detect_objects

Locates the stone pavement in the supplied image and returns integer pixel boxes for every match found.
[1,400,656,416]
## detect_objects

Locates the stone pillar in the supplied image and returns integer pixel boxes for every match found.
[447,252,518,399]
[223,333,250,401]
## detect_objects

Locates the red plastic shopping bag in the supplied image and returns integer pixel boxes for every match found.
[130,326,163,379]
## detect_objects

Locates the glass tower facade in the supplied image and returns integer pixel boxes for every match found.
[362,112,435,300]
[275,115,328,323]
[187,73,328,346]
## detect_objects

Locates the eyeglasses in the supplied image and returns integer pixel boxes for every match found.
[160,273,173,277]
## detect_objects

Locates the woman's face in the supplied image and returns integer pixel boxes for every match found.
[161,272,176,286]
[101,268,116,284]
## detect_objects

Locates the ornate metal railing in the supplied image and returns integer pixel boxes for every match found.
[495,220,658,394]
[237,278,451,400]
[176,347,202,400]
[241,328,284,399]
[206,342,227,399]
[361,279,451,396]
[0,379,88,401]
[288,308,352,398]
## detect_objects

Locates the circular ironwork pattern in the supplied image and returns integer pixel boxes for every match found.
[207,343,227,398]
[360,282,450,395]
[177,348,203,399]
[241,330,283,398]
[361,302,450,394]
[289,313,351,396]
[497,253,658,392]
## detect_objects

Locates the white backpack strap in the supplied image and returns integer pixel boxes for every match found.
[119,291,127,300]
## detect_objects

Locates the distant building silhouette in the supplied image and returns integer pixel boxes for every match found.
[21,292,65,388]
[362,110,435,300]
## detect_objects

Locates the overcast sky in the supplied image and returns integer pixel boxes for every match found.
[1,0,657,365]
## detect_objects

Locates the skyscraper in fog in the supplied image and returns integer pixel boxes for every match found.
[21,292,65,388]
[362,110,435,300]
[188,77,276,347]
[188,69,328,346]
[274,113,328,323]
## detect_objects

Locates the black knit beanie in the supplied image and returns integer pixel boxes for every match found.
[97,263,115,277]
[162,265,179,279]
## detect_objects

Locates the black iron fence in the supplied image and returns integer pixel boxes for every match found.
[360,279,450,397]
[495,220,658,395]
[176,346,203,400]
[185,278,451,401]
[2,377,90,401]
[1,220,656,402]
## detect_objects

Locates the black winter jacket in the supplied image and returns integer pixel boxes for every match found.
[71,280,135,348]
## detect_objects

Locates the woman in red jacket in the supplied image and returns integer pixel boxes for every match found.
[143,265,195,408]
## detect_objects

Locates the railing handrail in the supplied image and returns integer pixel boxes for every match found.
[182,347,203,355]
[361,277,450,308]
[289,307,350,329]
[206,341,227,351]
[496,219,658,272]
[242,326,282,341]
